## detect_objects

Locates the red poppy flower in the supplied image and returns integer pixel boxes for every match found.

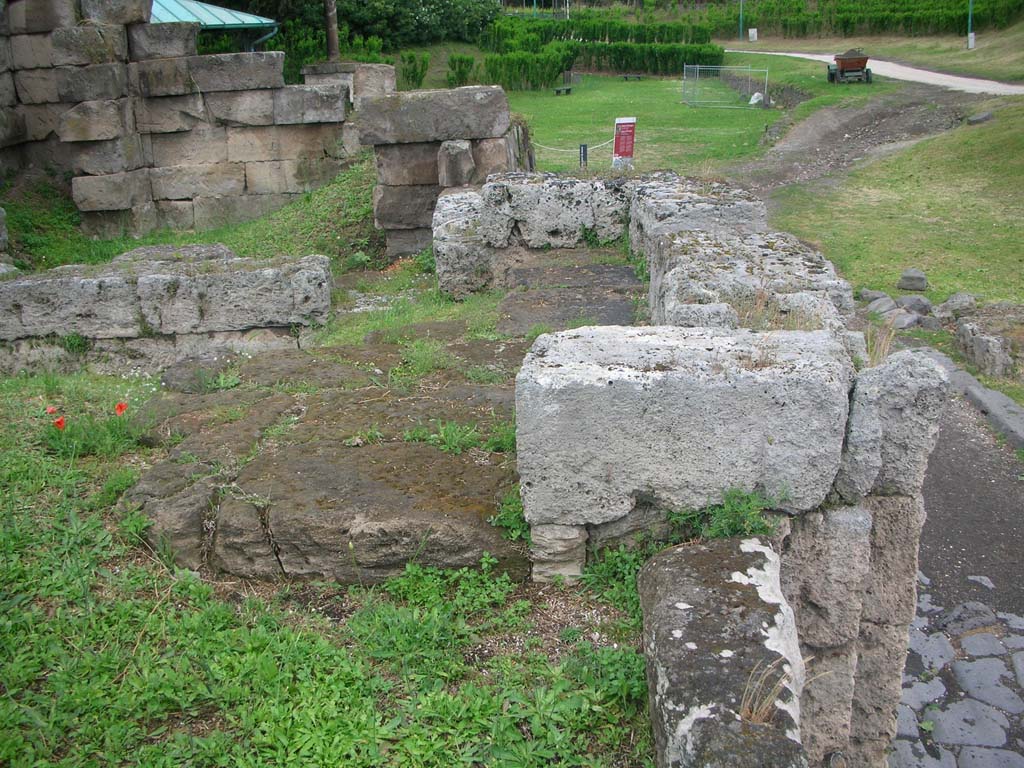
[115,402,128,416]
[53,416,66,431]
[46,406,58,414]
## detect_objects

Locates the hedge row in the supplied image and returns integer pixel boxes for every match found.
[481,14,712,51]
[573,42,725,74]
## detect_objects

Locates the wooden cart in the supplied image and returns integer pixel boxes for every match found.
[827,49,873,84]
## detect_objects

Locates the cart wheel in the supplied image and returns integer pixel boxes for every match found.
[865,68,873,83]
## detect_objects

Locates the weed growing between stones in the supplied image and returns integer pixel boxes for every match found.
[388,338,458,389]
[668,489,777,540]
[866,317,897,367]
[489,487,531,544]
[200,367,242,393]
[343,424,386,447]
[403,419,482,454]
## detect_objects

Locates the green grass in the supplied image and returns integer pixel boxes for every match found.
[1,154,380,272]
[507,52,896,174]
[726,18,1024,83]
[773,101,1024,304]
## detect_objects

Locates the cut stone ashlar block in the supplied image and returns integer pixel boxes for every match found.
[7,0,78,34]
[384,228,432,260]
[639,537,806,768]
[134,93,208,134]
[80,203,157,239]
[244,158,343,195]
[71,134,146,175]
[433,188,499,298]
[129,57,195,98]
[58,63,129,102]
[373,184,441,230]
[272,83,346,125]
[127,22,199,61]
[1,38,11,73]
[0,252,331,341]
[357,85,511,146]
[225,124,346,163]
[0,73,16,108]
[192,193,299,231]
[10,34,55,69]
[13,68,59,104]
[150,125,227,166]
[375,142,441,186]
[187,52,284,92]
[71,168,151,212]
[150,162,245,200]
[516,326,855,528]
[204,90,275,127]
[350,63,395,109]
[81,0,153,26]
[51,24,128,66]
[57,99,133,143]
[15,103,72,141]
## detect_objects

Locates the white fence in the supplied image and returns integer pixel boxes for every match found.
[681,65,770,108]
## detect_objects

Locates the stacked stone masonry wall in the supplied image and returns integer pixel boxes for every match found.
[0,0,388,237]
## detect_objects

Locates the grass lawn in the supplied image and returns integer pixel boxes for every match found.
[772,99,1024,305]
[508,52,897,174]
[725,19,1024,83]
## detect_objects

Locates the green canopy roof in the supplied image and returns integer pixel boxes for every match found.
[151,0,277,29]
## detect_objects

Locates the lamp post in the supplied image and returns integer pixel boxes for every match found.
[967,0,976,49]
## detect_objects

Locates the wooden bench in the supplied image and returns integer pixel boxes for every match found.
[554,85,572,95]
[622,74,643,81]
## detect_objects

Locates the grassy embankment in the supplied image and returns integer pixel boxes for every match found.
[725,18,1024,83]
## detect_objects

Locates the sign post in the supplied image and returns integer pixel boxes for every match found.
[612,117,636,171]
[579,144,588,170]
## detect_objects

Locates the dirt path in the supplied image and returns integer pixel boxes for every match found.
[728,49,1024,95]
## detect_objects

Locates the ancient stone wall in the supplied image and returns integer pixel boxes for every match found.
[356,86,535,259]
[0,0,387,237]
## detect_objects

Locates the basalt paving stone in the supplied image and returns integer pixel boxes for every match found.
[959,747,1024,768]
[952,658,1024,714]
[508,263,641,292]
[496,287,638,336]
[930,699,1009,748]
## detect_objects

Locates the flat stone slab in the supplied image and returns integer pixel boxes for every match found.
[516,326,854,526]
[496,287,637,336]
[357,85,511,145]
[930,699,1008,747]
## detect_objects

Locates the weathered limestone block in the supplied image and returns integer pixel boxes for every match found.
[0,106,26,148]
[374,142,440,186]
[127,22,199,61]
[384,229,432,260]
[156,200,194,230]
[226,124,345,162]
[192,193,298,230]
[301,61,355,89]
[150,163,245,200]
[51,24,128,65]
[0,73,15,108]
[150,125,227,166]
[186,52,284,92]
[860,495,926,626]
[134,93,208,133]
[357,85,510,145]
[136,254,331,334]
[480,173,632,248]
[530,524,587,582]
[433,189,497,298]
[639,538,806,768]
[81,0,152,25]
[129,57,195,98]
[957,320,1014,377]
[80,202,157,238]
[471,136,513,183]
[657,302,739,328]
[438,139,476,188]
[850,621,908,764]
[204,89,275,127]
[71,168,151,211]
[57,63,128,102]
[351,63,395,108]
[244,158,342,195]
[71,134,146,175]
[648,231,854,327]
[516,326,855,527]
[853,350,949,496]
[57,99,133,143]
[7,0,78,34]
[373,184,441,230]
[630,174,768,254]
[781,505,873,649]
[14,68,59,104]
[10,34,54,69]
[272,83,346,125]
[0,37,10,72]
[798,646,859,764]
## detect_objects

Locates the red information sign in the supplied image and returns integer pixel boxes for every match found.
[612,117,636,169]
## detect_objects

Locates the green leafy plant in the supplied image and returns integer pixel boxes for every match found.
[489,487,530,544]
[482,419,516,453]
[58,332,91,355]
[404,419,481,454]
[668,489,777,541]
[343,424,385,447]
[413,247,436,275]
[447,53,476,87]
[399,52,431,90]
[201,367,241,393]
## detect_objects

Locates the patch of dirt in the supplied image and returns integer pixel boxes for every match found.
[729,83,981,195]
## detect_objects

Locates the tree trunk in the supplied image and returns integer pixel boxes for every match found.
[324,0,340,63]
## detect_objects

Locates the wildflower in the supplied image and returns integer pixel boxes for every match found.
[45,406,58,414]
[115,402,128,416]
[53,416,66,431]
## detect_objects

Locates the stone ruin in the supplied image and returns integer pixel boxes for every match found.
[434,173,950,767]
[0,0,394,236]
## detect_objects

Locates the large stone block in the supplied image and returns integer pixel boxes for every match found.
[186,52,284,92]
[57,99,133,142]
[10,34,54,69]
[71,168,151,212]
[860,495,926,626]
[351,63,395,108]
[204,90,274,127]
[639,538,805,768]
[0,73,15,108]
[15,102,71,141]
[192,193,298,230]
[781,505,873,649]
[51,24,128,66]
[56,63,128,102]
[272,83,346,125]
[155,200,194,230]
[134,93,208,133]
[432,188,501,298]
[226,124,344,162]
[851,621,908,750]
[0,37,10,72]
[0,108,27,148]
[14,68,59,104]
[80,203,158,238]
[373,184,441,230]
[374,142,440,186]
[81,0,153,25]
[530,524,588,582]
[798,645,858,764]
[384,228,432,260]
[150,125,227,166]
[129,57,195,98]
[357,85,511,145]
[150,163,245,200]
[516,326,855,527]
[471,136,513,183]
[438,139,475,188]
[7,0,78,34]
[127,22,199,61]
[71,134,146,175]
[244,158,342,195]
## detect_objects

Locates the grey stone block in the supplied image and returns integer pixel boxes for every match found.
[901,676,946,711]
[471,136,513,183]
[14,69,59,104]
[350,63,395,109]
[438,139,475,187]
[897,295,933,315]
[71,168,151,212]
[0,73,15,108]
[373,184,441,230]
[127,22,199,61]
[931,699,1008,747]
[357,85,510,145]
[964,383,1024,450]
[10,34,54,69]
[374,142,441,186]
[71,134,146,175]
[226,124,345,162]
[56,63,128,102]
[908,628,956,671]
[938,601,1000,636]
[156,200,194,230]
[867,296,898,315]
[958,748,1024,768]
[888,740,956,768]
[150,126,227,166]
[204,90,275,127]
[7,0,78,34]
[51,24,127,66]
[272,84,346,125]
[57,99,133,143]
[186,52,284,92]
[81,0,153,25]
[961,633,1007,657]
[529,524,587,582]
[384,228,432,260]
[150,163,245,200]
[134,93,208,133]
[951,658,1024,713]
[898,268,929,291]
[192,193,298,230]
[129,57,195,98]
[243,158,342,195]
